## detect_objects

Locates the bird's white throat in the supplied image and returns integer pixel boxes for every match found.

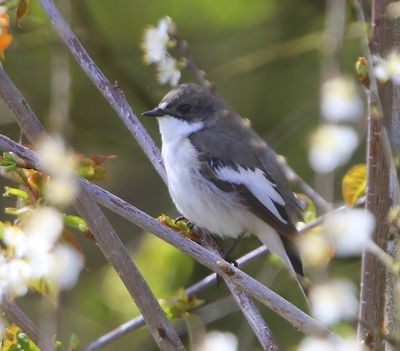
[157,116,203,143]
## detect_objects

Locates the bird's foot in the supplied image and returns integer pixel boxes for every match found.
[174,215,195,231]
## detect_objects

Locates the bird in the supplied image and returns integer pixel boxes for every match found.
[142,83,306,295]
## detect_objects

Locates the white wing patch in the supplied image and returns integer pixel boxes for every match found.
[216,166,288,224]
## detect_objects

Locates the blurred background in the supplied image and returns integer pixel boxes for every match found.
[0,0,365,350]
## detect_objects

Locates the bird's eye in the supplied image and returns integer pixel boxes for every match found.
[177,103,191,114]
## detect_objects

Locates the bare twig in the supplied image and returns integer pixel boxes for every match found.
[41,0,330,220]
[0,299,51,351]
[276,156,331,213]
[196,230,279,351]
[0,134,339,342]
[0,68,185,351]
[352,1,397,348]
[38,0,167,183]
[82,246,269,351]
[169,26,212,90]
[70,0,155,108]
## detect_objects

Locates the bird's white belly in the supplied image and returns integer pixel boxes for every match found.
[162,137,250,237]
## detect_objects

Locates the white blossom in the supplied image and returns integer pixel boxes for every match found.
[37,136,75,176]
[309,125,358,173]
[157,56,181,86]
[309,279,358,327]
[23,207,63,255]
[321,77,363,122]
[143,17,172,64]
[386,2,400,18]
[47,245,84,290]
[324,209,375,257]
[374,52,400,84]
[0,259,31,297]
[3,226,28,258]
[298,336,366,351]
[298,233,333,268]
[36,136,77,206]
[196,331,238,351]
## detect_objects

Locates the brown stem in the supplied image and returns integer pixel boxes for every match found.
[357,1,395,348]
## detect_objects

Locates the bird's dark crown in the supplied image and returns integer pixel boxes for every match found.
[144,84,223,122]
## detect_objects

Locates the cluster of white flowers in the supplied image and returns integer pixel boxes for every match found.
[323,209,375,257]
[0,207,84,298]
[309,76,363,174]
[321,78,363,122]
[298,208,375,336]
[142,17,181,86]
[298,336,366,351]
[195,330,238,351]
[299,209,375,265]
[309,125,358,174]
[373,51,400,84]
[37,136,78,207]
[309,279,358,326]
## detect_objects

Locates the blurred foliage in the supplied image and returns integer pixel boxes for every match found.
[2,325,39,351]
[0,0,366,350]
[342,163,367,206]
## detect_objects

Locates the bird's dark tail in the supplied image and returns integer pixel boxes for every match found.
[281,236,309,300]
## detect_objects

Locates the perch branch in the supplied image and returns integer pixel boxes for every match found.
[0,134,339,342]
[0,68,185,351]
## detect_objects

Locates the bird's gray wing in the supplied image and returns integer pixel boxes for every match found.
[189,122,301,238]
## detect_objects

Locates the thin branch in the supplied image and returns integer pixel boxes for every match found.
[38,0,167,184]
[0,134,340,342]
[196,230,279,351]
[74,187,186,351]
[83,246,272,351]
[276,156,331,213]
[169,26,212,90]
[0,69,185,351]
[70,0,156,108]
[41,0,331,216]
[0,299,51,351]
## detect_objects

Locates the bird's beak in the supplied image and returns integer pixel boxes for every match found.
[142,107,166,117]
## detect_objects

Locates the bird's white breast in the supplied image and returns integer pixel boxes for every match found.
[158,116,250,236]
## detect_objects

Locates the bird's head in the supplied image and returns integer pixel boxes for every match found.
[142,84,219,124]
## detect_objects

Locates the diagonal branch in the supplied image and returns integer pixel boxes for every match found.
[0,299,51,351]
[0,133,339,342]
[36,1,323,348]
[38,0,167,183]
[196,231,279,351]
[39,0,329,214]
[81,246,270,351]
[0,68,185,351]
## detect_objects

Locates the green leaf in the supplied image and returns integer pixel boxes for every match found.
[4,206,31,216]
[64,215,89,233]
[342,164,367,206]
[157,214,198,241]
[3,187,29,200]
[3,324,40,351]
[16,0,29,26]
[355,56,369,87]
[295,193,316,224]
[67,334,79,351]
[160,288,204,319]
